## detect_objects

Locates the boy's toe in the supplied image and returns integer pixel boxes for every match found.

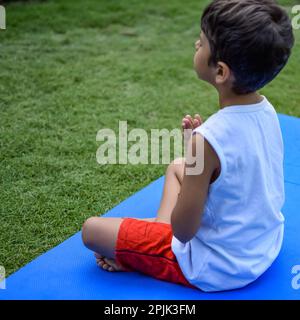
[96,260,102,266]
[94,252,103,259]
[96,258,106,268]
[101,263,109,270]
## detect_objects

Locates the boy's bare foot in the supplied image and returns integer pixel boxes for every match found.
[94,252,126,272]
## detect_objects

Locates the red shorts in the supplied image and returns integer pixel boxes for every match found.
[115,218,196,289]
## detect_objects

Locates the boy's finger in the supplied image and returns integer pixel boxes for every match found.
[182,118,191,129]
[184,115,193,128]
[193,119,200,127]
[194,114,203,125]
[185,115,193,122]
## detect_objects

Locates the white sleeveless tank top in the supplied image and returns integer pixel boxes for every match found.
[171,96,285,292]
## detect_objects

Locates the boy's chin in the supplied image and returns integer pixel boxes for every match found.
[193,67,205,79]
[195,70,209,83]
[194,69,203,79]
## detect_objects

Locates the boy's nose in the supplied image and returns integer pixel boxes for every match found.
[195,40,200,50]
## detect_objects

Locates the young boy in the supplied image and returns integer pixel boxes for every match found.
[81,0,294,291]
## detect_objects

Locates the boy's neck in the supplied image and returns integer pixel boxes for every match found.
[218,91,263,110]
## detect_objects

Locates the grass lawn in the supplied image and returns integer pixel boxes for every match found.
[0,0,299,276]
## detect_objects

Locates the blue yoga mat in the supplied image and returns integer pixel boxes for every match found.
[1,113,300,300]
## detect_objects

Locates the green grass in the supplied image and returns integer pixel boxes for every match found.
[0,0,299,276]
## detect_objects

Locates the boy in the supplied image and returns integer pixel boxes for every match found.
[82,0,294,291]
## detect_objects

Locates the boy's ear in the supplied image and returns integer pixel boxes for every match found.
[215,62,231,85]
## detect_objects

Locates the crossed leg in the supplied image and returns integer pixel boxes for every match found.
[81,157,185,271]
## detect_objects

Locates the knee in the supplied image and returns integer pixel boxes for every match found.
[168,157,185,177]
[169,157,185,168]
[81,216,99,248]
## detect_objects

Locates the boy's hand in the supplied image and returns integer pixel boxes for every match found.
[182,114,203,131]
[182,114,203,147]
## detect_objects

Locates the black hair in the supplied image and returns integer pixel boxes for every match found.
[201,0,295,94]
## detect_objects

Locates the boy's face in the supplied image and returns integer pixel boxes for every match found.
[194,31,215,85]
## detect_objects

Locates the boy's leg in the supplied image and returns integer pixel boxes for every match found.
[85,157,185,230]
[82,217,128,271]
[81,157,185,270]
[155,157,185,224]
[82,216,156,271]
[82,216,123,260]
[117,157,185,224]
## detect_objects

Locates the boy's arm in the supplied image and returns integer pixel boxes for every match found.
[171,133,219,243]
